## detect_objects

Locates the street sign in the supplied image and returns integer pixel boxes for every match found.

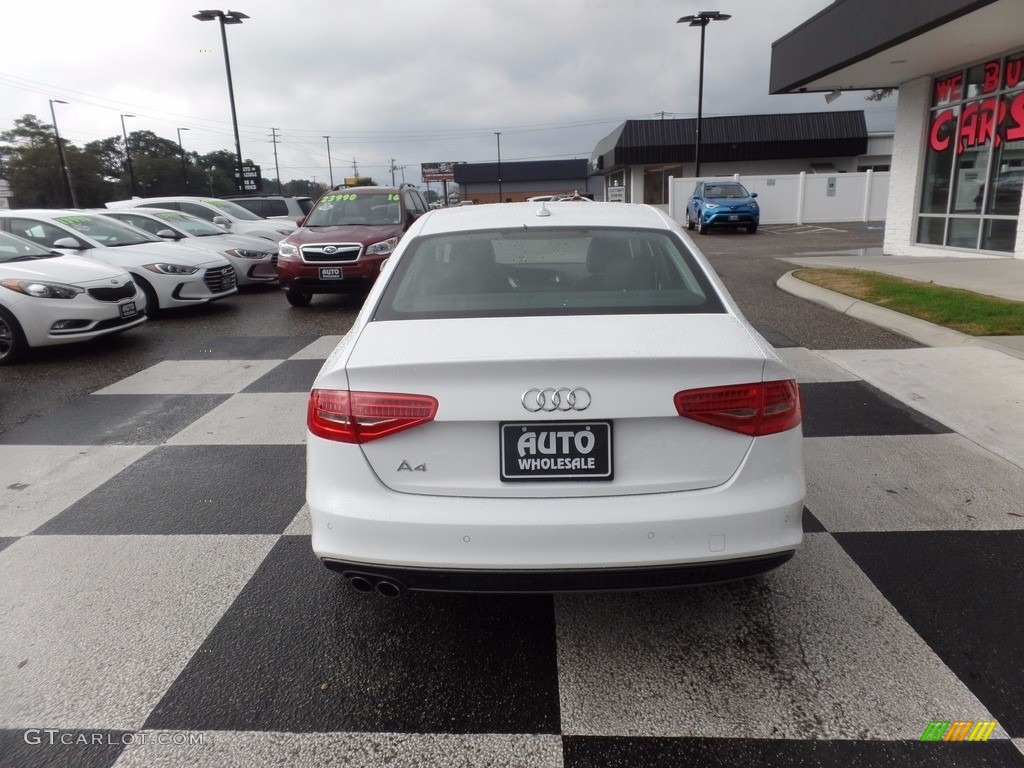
[233,164,262,192]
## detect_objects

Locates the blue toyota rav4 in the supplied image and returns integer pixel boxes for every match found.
[686,181,759,235]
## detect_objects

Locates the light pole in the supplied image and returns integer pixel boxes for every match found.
[194,9,248,192]
[48,99,77,207]
[323,136,334,188]
[177,127,190,191]
[677,10,730,178]
[120,113,136,197]
[495,132,502,203]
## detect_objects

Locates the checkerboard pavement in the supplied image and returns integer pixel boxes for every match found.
[2,336,1023,767]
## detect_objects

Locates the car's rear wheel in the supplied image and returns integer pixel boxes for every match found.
[286,291,313,307]
[135,276,160,319]
[686,212,695,231]
[0,307,27,366]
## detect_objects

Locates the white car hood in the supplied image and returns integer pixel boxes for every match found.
[0,253,129,285]
[183,233,276,252]
[84,242,227,268]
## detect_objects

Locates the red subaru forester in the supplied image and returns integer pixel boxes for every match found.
[277,185,428,306]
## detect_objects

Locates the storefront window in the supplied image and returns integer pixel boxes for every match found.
[918,50,1023,253]
[643,165,683,205]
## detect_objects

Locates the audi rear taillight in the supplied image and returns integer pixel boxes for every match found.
[674,380,801,436]
[308,389,438,443]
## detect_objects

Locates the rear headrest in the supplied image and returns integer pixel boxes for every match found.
[586,237,626,274]
[447,239,495,264]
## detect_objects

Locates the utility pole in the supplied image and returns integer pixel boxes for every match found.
[352,158,359,179]
[495,132,502,202]
[270,128,282,193]
[324,135,334,188]
[390,158,397,186]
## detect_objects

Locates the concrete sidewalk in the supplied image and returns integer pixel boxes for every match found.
[776,251,1024,359]
[774,249,1024,468]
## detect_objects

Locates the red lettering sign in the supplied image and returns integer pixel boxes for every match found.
[982,61,1002,93]
[1006,58,1023,89]
[983,61,1001,93]
[958,99,1005,154]
[930,109,956,152]
[934,74,963,104]
[929,92,1024,153]
[1008,91,1024,142]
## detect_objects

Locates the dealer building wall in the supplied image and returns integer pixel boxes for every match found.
[885,78,937,257]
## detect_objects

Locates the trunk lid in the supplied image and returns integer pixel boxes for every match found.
[342,314,770,497]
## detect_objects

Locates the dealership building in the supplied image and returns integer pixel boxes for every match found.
[771,0,1024,258]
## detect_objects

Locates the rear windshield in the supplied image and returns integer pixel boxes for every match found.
[373,228,725,320]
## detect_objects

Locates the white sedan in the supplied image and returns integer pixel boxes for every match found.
[307,201,805,595]
[0,211,237,316]
[97,209,278,286]
[0,230,146,365]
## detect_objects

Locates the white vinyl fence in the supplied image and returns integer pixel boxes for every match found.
[668,171,889,225]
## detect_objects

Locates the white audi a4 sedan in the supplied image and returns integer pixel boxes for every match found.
[307,201,805,595]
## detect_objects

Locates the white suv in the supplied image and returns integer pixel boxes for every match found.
[105,196,296,241]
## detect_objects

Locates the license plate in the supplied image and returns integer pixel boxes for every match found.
[500,421,613,481]
[319,267,343,280]
[119,301,137,318]
[728,215,739,221]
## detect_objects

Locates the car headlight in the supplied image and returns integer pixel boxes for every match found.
[279,243,299,259]
[750,201,759,209]
[0,278,83,299]
[366,237,399,256]
[223,248,269,260]
[703,202,719,209]
[143,263,199,275]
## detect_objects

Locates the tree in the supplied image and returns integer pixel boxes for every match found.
[1,113,335,206]
[0,114,68,207]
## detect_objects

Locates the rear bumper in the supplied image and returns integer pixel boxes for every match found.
[308,430,805,591]
[323,552,795,594]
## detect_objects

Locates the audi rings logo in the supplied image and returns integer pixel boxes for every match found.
[521,387,592,412]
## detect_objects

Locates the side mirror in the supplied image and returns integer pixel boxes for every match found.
[212,216,232,230]
[751,192,758,198]
[296,216,306,227]
[156,229,179,239]
[52,237,85,250]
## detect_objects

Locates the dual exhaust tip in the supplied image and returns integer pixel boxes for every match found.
[345,573,403,598]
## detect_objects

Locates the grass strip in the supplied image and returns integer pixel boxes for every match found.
[792,268,1024,336]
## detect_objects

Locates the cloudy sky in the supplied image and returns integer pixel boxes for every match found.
[2,1,896,187]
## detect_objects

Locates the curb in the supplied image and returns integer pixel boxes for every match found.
[776,271,1024,360]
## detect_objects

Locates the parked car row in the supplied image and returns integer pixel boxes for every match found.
[0,193,298,364]
[0,229,146,365]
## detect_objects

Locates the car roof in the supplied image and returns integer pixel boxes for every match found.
[0,209,109,218]
[413,201,677,237]
[105,196,225,208]
[324,185,409,194]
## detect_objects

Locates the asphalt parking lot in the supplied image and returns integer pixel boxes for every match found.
[2,222,1023,767]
